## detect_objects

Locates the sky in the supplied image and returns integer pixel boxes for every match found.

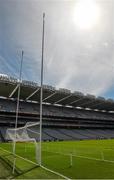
[0,0,114,99]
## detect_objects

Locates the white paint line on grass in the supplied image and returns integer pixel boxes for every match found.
[104,148,114,151]
[41,165,71,180]
[0,147,70,180]
[44,150,114,164]
[0,147,38,166]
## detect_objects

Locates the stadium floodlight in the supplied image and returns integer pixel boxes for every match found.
[73,91,84,97]
[22,80,38,87]
[86,94,96,99]
[43,85,55,91]
[59,88,71,94]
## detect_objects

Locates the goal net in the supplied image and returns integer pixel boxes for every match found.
[6,122,40,164]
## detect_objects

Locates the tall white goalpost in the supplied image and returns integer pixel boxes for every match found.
[6,13,45,173]
[12,50,24,174]
[39,12,45,166]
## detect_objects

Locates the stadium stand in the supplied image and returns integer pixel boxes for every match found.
[0,74,114,141]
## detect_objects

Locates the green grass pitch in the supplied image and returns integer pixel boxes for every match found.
[1,139,114,179]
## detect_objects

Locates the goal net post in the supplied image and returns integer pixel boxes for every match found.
[5,122,40,164]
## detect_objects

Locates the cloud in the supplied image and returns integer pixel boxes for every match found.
[0,0,114,98]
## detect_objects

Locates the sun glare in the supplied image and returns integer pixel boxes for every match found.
[73,0,100,30]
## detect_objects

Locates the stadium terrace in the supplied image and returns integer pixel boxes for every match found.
[0,74,114,112]
[0,74,114,142]
[1,76,114,179]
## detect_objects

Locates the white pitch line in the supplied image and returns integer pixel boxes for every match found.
[44,150,114,164]
[104,148,114,151]
[0,147,38,166]
[41,165,71,180]
[0,147,70,179]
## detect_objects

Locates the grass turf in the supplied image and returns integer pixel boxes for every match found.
[1,139,114,178]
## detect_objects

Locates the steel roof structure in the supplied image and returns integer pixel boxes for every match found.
[0,75,114,112]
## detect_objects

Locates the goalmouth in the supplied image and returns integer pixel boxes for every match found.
[6,122,41,165]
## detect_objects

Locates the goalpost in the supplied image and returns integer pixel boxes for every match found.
[7,13,45,173]
[6,122,40,164]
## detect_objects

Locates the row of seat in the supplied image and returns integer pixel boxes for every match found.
[1,99,114,121]
[0,126,114,142]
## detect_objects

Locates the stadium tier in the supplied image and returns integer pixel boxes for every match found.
[0,74,114,111]
[0,74,114,141]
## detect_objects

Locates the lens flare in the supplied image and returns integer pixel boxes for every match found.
[73,0,100,30]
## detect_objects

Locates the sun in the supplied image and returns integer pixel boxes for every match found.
[73,0,100,30]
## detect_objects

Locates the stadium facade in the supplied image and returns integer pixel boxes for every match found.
[0,74,114,142]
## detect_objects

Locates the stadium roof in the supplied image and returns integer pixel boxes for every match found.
[0,74,114,112]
